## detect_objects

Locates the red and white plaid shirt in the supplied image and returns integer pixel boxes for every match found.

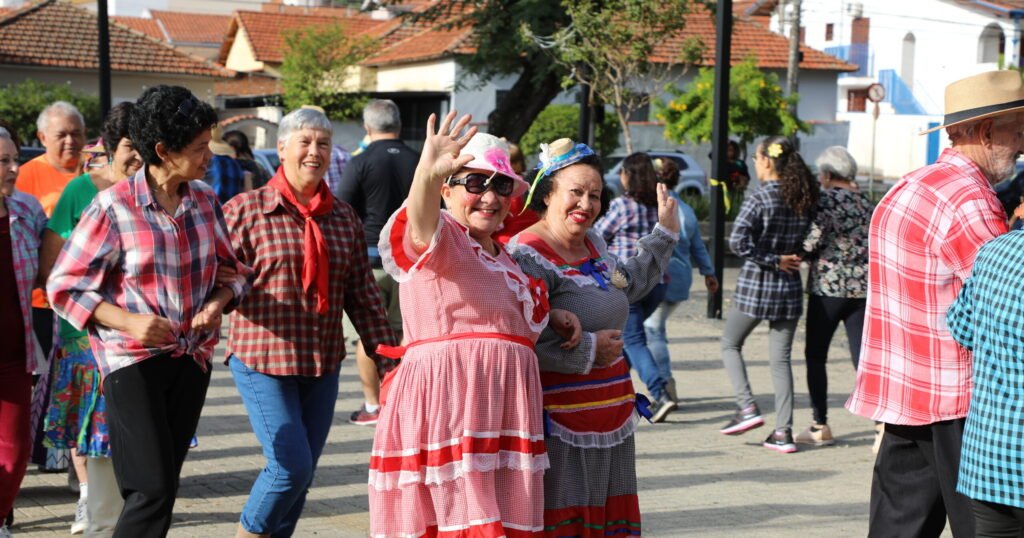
[846,148,1007,425]
[47,169,252,377]
[222,185,396,377]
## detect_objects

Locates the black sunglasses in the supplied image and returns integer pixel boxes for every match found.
[446,172,515,197]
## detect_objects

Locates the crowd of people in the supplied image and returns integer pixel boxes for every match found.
[1,68,1024,538]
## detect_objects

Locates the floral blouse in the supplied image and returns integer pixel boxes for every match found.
[803,187,873,298]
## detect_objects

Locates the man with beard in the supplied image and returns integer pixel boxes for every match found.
[847,70,1024,537]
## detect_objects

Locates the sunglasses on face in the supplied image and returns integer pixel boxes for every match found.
[446,172,515,197]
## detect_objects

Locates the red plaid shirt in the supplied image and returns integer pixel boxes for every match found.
[47,170,252,377]
[223,185,397,376]
[846,148,1007,425]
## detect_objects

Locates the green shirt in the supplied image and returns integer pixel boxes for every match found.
[47,173,99,343]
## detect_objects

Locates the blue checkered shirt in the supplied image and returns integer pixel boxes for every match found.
[595,195,660,261]
[949,230,1024,508]
[729,182,811,320]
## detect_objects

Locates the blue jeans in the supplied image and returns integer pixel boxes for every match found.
[623,283,668,400]
[229,356,339,537]
[643,300,680,384]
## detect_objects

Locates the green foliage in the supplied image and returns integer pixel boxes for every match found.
[657,57,811,147]
[679,191,709,222]
[279,23,379,121]
[524,0,703,152]
[519,104,620,160]
[0,80,100,145]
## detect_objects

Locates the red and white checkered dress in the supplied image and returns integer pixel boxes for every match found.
[368,207,550,538]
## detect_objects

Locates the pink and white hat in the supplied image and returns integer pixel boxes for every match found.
[460,133,529,197]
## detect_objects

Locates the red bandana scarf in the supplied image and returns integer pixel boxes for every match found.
[268,168,333,314]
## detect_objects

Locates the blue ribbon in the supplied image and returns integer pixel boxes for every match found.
[634,394,654,423]
[577,258,609,290]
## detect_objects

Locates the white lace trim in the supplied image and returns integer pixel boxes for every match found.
[368,452,550,491]
[508,233,620,291]
[547,411,638,449]
[379,207,547,335]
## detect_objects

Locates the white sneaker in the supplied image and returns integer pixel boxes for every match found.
[1,524,13,537]
[70,499,88,535]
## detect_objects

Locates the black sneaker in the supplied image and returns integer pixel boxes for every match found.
[763,428,798,453]
[719,403,764,435]
[650,393,678,423]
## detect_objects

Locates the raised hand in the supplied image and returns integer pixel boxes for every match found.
[419,110,478,184]
[656,183,681,234]
[549,309,582,350]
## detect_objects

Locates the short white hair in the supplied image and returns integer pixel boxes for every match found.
[0,126,11,141]
[37,101,85,133]
[815,146,857,181]
[278,107,333,146]
[363,99,401,134]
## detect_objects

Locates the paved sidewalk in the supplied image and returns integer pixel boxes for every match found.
[12,271,911,537]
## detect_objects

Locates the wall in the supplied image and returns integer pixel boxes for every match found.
[789,0,1017,116]
[375,60,456,93]
[224,29,265,73]
[838,111,943,179]
[0,65,218,105]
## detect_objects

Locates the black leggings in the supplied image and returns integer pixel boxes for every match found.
[973,499,1024,538]
[804,295,865,424]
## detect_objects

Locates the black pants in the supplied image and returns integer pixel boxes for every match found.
[869,420,974,538]
[30,307,53,359]
[973,499,1024,538]
[103,354,211,538]
[804,295,865,424]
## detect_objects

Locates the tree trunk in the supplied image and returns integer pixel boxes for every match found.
[486,63,564,142]
[617,108,634,154]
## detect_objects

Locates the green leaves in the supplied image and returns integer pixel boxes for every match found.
[0,80,100,145]
[519,104,620,161]
[656,57,811,147]
[279,23,379,121]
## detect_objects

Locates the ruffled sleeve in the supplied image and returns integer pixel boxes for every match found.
[379,205,461,283]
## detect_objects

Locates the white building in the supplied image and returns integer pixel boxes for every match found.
[755,0,1024,178]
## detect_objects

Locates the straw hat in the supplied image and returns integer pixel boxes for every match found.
[921,70,1024,134]
[460,133,529,197]
[209,124,236,158]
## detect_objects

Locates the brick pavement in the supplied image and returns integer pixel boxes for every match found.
[12,271,937,537]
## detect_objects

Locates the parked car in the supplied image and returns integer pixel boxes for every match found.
[18,146,44,164]
[603,151,707,197]
[253,148,280,178]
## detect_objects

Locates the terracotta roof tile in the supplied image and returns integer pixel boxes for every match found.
[149,10,231,44]
[112,16,165,40]
[0,0,230,77]
[362,4,850,71]
[651,6,855,71]
[231,10,387,64]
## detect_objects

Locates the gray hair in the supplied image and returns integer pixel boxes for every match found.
[815,146,857,181]
[278,107,333,145]
[0,126,11,142]
[37,101,85,133]
[363,99,401,134]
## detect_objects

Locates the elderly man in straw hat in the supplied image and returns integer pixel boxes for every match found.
[846,70,1024,536]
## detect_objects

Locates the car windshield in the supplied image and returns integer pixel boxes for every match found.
[262,151,280,171]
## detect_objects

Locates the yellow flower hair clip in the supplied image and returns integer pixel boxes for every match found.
[767,143,784,159]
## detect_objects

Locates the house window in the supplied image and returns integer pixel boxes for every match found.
[848,89,868,112]
[628,100,650,122]
[825,23,834,41]
[978,23,1005,64]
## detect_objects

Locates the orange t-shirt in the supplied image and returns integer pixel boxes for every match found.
[19,155,79,308]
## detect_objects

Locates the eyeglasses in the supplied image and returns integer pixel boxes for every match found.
[446,171,515,197]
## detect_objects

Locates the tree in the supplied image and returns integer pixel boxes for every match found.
[519,104,620,162]
[657,57,811,148]
[0,80,100,145]
[279,23,379,121]
[404,0,572,141]
[522,0,705,153]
